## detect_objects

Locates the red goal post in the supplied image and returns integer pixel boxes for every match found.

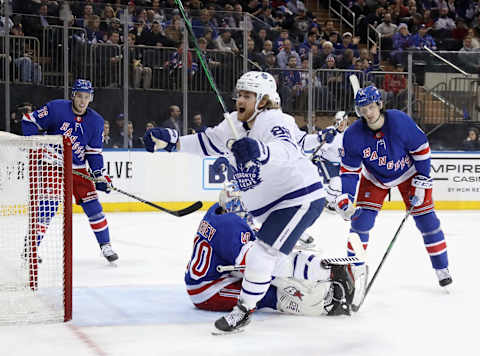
[0,132,72,323]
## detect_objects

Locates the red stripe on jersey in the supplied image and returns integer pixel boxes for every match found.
[412,147,430,156]
[426,241,447,254]
[341,166,362,174]
[90,218,107,230]
[187,277,228,296]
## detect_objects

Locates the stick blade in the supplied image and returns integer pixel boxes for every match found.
[171,201,203,217]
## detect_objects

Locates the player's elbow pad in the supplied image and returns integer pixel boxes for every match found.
[21,121,40,136]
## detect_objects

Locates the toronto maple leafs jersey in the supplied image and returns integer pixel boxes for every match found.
[22,99,105,171]
[180,110,325,223]
[340,109,431,198]
[319,126,344,164]
[185,203,255,305]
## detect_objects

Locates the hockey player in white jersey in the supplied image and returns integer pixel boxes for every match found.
[144,71,332,334]
[313,111,349,182]
[185,183,367,317]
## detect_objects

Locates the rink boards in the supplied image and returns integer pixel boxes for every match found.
[66,150,480,213]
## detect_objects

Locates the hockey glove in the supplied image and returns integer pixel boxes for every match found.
[92,170,112,193]
[409,174,433,207]
[318,127,336,144]
[334,193,359,221]
[231,137,269,166]
[143,128,178,153]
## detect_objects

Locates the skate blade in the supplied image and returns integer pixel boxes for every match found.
[211,327,246,336]
[106,261,118,268]
[442,286,451,295]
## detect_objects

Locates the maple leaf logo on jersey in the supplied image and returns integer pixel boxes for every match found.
[283,286,304,300]
[231,163,262,192]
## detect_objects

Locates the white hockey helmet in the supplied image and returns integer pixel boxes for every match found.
[219,182,246,216]
[272,92,281,107]
[235,71,277,116]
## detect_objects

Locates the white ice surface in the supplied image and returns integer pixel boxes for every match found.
[0,210,477,356]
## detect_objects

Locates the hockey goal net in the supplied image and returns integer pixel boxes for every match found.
[0,132,72,323]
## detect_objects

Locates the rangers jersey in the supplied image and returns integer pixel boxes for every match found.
[179,109,325,223]
[340,109,430,198]
[185,203,255,306]
[22,99,105,171]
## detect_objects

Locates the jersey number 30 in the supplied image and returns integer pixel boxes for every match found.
[189,239,212,280]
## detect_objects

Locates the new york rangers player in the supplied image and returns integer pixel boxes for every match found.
[185,183,364,318]
[334,85,451,287]
[22,79,118,262]
[144,71,331,334]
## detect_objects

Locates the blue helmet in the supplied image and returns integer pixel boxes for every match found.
[72,79,94,99]
[355,85,381,107]
[354,85,382,116]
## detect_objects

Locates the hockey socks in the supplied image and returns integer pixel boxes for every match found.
[35,199,60,244]
[81,200,110,246]
[239,242,278,310]
[414,212,448,270]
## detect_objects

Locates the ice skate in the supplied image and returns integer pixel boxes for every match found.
[435,268,452,287]
[212,301,253,335]
[101,243,119,262]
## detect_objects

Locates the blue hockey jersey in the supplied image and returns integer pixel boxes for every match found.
[185,203,255,305]
[22,99,105,171]
[340,109,431,198]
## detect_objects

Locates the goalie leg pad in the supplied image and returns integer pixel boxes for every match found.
[413,212,448,269]
[272,251,330,282]
[273,277,331,316]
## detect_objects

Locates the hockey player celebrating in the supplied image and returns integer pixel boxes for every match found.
[144,71,333,334]
[334,85,451,287]
[22,79,119,262]
[185,183,366,318]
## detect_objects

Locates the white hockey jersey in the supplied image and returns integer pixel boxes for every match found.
[180,109,325,223]
[319,126,344,164]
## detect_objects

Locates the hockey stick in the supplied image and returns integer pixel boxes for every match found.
[217,256,363,273]
[72,170,203,217]
[351,206,414,312]
[174,0,239,139]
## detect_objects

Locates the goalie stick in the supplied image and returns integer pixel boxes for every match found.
[72,170,202,217]
[217,256,364,273]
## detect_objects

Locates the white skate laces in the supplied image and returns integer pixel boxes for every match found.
[213,302,252,334]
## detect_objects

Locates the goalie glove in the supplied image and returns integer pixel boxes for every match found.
[409,174,433,207]
[143,127,178,153]
[92,170,112,193]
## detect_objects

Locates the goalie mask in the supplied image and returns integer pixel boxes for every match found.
[219,182,247,217]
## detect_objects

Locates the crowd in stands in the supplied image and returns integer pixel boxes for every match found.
[2,0,480,144]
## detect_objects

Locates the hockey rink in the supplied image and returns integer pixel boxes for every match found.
[1,208,477,356]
